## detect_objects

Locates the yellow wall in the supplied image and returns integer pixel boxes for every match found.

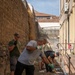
[73,3,75,53]
[69,12,74,43]
[59,0,75,53]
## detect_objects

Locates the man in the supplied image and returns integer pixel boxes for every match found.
[42,39,53,51]
[37,41,44,70]
[8,33,20,75]
[42,39,59,72]
[14,39,54,75]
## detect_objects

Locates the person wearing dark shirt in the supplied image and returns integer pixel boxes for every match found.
[8,33,20,75]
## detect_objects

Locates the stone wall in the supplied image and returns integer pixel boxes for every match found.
[0,0,29,45]
[27,3,37,40]
[0,0,37,75]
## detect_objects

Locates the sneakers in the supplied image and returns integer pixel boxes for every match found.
[39,70,45,73]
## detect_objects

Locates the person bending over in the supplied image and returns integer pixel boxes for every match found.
[14,39,54,75]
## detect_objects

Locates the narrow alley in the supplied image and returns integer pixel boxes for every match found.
[0,0,75,75]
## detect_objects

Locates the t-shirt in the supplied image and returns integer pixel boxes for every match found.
[8,39,20,57]
[18,40,45,65]
[42,43,53,52]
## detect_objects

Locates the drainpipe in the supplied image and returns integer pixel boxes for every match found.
[68,15,70,44]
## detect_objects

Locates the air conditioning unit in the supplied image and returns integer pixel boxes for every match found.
[64,2,69,14]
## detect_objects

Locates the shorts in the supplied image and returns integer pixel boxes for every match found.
[44,51,55,59]
[10,56,18,71]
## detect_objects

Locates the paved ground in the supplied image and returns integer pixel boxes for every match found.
[22,57,64,75]
[22,54,75,75]
[34,58,64,75]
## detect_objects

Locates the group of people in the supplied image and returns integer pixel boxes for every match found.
[8,33,59,75]
[37,39,58,72]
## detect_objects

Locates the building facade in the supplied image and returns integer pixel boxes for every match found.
[59,0,75,54]
[35,11,60,49]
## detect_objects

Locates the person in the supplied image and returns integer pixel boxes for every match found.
[8,33,20,75]
[42,38,57,72]
[37,38,55,72]
[38,38,53,71]
[37,42,44,71]
[42,39,53,51]
[14,39,54,75]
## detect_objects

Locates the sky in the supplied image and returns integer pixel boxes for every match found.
[27,0,60,16]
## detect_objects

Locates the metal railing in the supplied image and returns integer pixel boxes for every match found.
[65,52,71,75]
[57,43,75,75]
